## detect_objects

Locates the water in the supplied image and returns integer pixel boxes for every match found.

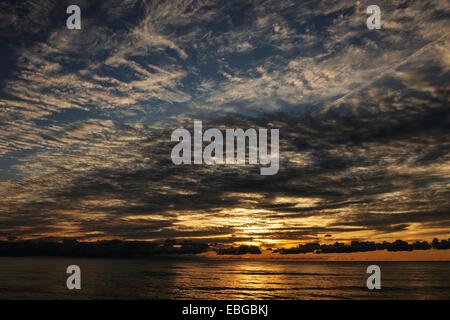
[1,257,449,299]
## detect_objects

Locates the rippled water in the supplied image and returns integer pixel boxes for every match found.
[1,257,449,299]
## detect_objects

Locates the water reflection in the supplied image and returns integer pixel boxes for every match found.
[1,257,449,299]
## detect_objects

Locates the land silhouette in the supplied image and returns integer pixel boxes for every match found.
[0,238,449,258]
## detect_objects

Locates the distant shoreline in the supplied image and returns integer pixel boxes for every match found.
[1,249,450,262]
[2,238,450,261]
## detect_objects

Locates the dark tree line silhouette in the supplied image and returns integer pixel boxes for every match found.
[0,238,449,257]
[216,245,262,255]
[0,239,209,258]
[275,238,450,254]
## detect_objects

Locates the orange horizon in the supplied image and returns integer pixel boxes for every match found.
[201,249,450,261]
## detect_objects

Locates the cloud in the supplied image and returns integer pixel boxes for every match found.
[0,0,449,245]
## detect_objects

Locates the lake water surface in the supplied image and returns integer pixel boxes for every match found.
[1,257,449,299]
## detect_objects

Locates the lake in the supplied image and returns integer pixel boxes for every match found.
[1,257,449,299]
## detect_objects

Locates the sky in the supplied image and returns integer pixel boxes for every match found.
[0,0,449,248]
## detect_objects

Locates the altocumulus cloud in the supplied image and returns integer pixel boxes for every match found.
[0,0,449,245]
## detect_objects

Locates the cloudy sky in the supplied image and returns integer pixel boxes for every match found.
[0,0,449,247]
